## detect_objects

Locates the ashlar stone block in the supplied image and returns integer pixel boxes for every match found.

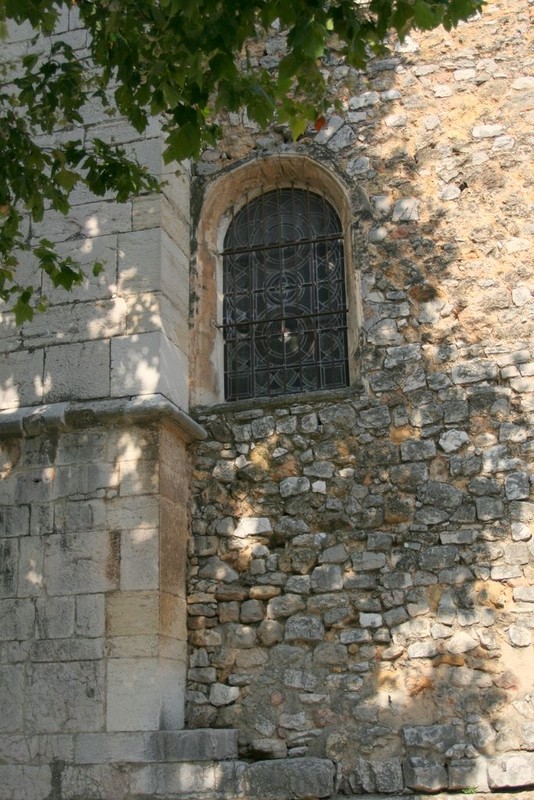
[245,757,335,799]
[0,665,24,732]
[0,765,52,800]
[0,348,45,410]
[110,331,188,409]
[61,764,130,800]
[43,339,110,403]
[25,661,104,733]
[106,656,186,731]
[44,531,119,595]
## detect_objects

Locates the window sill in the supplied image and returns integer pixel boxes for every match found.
[192,382,366,417]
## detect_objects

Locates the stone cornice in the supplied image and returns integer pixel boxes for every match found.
[0,394,206,442]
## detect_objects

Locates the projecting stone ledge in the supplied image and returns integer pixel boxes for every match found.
[0,393,206,441]
[335,794,534,800]
[129,756,335,799]
[43,750,335,800]
[74,729,239,765]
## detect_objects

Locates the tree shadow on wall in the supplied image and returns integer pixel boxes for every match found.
[187,9,534,788]
[188,359,534,793]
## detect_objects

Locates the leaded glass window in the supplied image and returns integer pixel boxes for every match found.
[222,187,349,401]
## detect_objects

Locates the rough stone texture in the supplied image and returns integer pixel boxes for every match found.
[2,1,534,799]
[185,1,534,794]
[245,757,335,799]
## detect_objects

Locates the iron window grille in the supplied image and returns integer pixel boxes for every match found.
[222,187,349,401]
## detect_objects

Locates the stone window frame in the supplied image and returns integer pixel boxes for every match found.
[190,153,367,408]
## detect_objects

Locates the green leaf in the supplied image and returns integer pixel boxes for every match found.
[163,122,201,162]
[299,21,328,58]
[13,292,35,325]
[413,0,442,30]
[0,0,487,320]
[55,168,79,192]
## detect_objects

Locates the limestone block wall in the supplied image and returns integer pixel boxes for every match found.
[0,7,192,414]
[0,9,201,799]
[187,0,534,793]
[0,412,200,799]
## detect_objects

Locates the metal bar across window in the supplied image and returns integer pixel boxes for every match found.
[222,187,349,401]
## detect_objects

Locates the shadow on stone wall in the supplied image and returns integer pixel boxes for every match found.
[188,346,533,792]
[186,10,534,787]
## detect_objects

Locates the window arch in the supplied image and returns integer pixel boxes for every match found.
[190,155,365,408]
[222,187,349,400]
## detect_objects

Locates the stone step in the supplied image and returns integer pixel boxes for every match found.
[62,755,336,799]
[74,728,239,765]
[130,756,335,798]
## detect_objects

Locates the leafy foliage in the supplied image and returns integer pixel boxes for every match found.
[0,0,485,322]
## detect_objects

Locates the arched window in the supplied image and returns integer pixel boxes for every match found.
[222,187,349,401]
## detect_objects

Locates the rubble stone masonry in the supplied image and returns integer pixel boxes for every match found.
[187,0,534,793]
[0,1,533,798]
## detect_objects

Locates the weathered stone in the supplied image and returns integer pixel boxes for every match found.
[352,552,386,571]
[403,724,457,754]
[419,481,463,509]
[488,753,534,788]
[358,406,391,428]
[0,765,52,800]
[449,758,489,792]
[350,757,403,793]
[439,429,470,452]
[400,440,436,460]
[280,477,311,497]
[505,472,530,500]
[198,557,238,583]
[476,497,504,520]
[240,599,265,623]
[472,123,505,138]
[285,616,325,642]
[452,361,498,384]
[403,756,448,791]
[392,198,419,222]
[390,462,428,490]
[225,624,256,648]
[407,641,437,659]
[507,625,531,647]
[447,632,479,654]
[210,683,240,706]
[310,565,344,592]
[257,620,284,646]
[25,662,104,733]
[419,545,459,570]
[244,757,335,799]
[267,595,305,619]
[340,629,371,644]
[234,517,272,537]
[513,587,534,603]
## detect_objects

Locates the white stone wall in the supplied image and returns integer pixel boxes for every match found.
[0,8,192,415]
[0,417,201,799]
[0,11,200,800]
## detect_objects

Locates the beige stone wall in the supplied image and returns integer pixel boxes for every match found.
[0,10,192,415]
[186,1,534,793]
[0,13,198,797]
[0,415,196,797]
[0,1,533,798]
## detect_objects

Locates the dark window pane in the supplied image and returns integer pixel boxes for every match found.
[223,188,348,401]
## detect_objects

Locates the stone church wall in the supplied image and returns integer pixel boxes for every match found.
[0,1,532,798]
[186,0,534,793]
